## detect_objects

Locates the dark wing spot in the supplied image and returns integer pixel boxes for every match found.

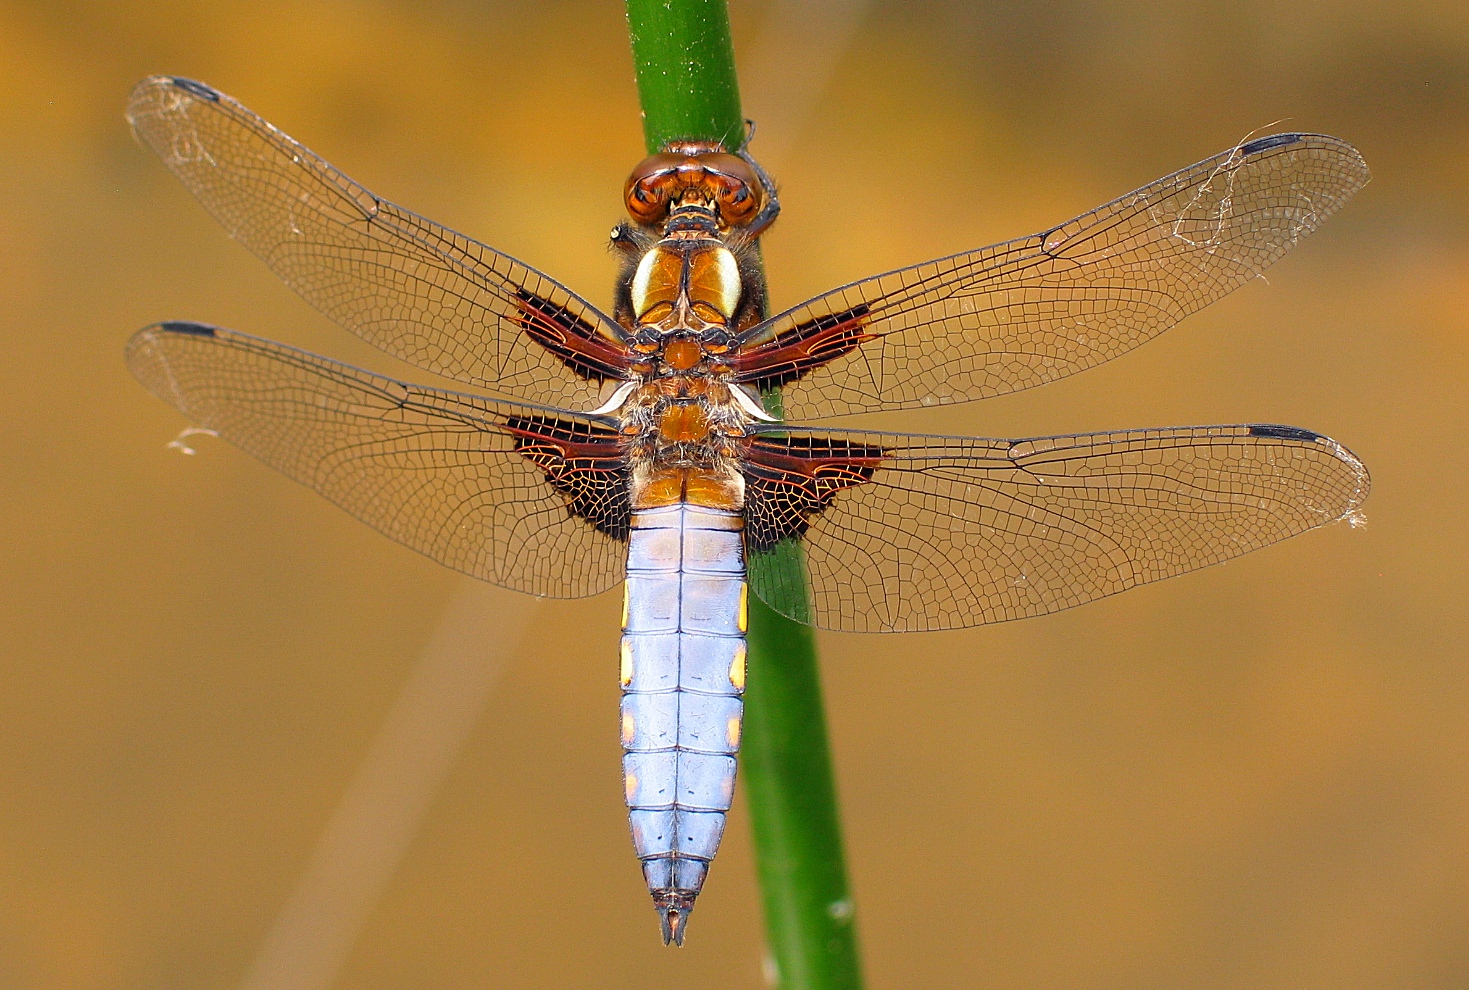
[1240,133,1303,156]
[158,321,217,337]
[169,77,220,101]
[1248,424,1322,442]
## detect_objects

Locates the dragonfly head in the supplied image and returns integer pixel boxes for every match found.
[624,142,763,230]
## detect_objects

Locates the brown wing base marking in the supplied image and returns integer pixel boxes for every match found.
[504,415,631,540]
[513,290,632,383]
[732,305,873,390]
[741,434,885,551]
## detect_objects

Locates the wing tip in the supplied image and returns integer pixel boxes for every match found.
[1247,423,1372,517]
[166,76,220,101]
[127,320,217,352]
[125,76,222,139]
[1237,131,1372,189]
[156,320,218,338]
[125,321,218,380]
[123,323,201,413]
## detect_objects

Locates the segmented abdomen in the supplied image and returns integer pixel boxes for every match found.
[620,503,747,942]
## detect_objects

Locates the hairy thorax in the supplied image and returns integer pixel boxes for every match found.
[621,373,750,512]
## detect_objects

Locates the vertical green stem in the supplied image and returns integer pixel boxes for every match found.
[742,590,862,990]
[625,0,746,153]
[624,3,862,987]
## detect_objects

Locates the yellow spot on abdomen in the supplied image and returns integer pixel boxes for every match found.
[624,771,639,803]
[726,717,742,748]
[622,582,630,628]
[737,582,748,633]
[620,638,634,687]
[621,711,637,747]
[729,644,746,692]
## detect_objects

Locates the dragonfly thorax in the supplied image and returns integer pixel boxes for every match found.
[622,235,748,381]
[629,241,741,329]
[621,378,748,512]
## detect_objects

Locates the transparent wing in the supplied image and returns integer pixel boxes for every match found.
[126,322,629,598]
[126,76,630,409]
[742,423,1369,632]
[734,134,1370,419]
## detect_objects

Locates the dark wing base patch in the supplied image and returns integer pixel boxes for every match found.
[514,290,631,384]
[741,433,885,551]
[505,415,632,540]
[732,305,873,391]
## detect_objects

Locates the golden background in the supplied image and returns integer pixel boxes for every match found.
[1,0,1466,986]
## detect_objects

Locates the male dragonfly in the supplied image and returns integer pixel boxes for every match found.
[124,76,1370,945]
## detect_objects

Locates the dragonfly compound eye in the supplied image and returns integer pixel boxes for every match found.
[625,178,672,223]
[625,153,690,223]
[626,147,764,228]
[688,152,761,226]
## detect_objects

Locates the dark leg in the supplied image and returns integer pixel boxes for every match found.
[737,122,781,238]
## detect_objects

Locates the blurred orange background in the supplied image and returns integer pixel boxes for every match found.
[1,1,1466,987]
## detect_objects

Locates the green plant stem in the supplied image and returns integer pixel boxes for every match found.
[742,590,862,990]
[625,0,746,152]
[624,3,862,987]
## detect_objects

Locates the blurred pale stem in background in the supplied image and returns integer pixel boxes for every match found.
[239,582,531,990]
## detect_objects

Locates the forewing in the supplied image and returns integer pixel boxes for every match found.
[126,76,629,408]
[735,134,1369,419]
[743,423,1369,632]
[126,322,629,598]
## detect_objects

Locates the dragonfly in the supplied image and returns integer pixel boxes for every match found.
[124,76,1370,945]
